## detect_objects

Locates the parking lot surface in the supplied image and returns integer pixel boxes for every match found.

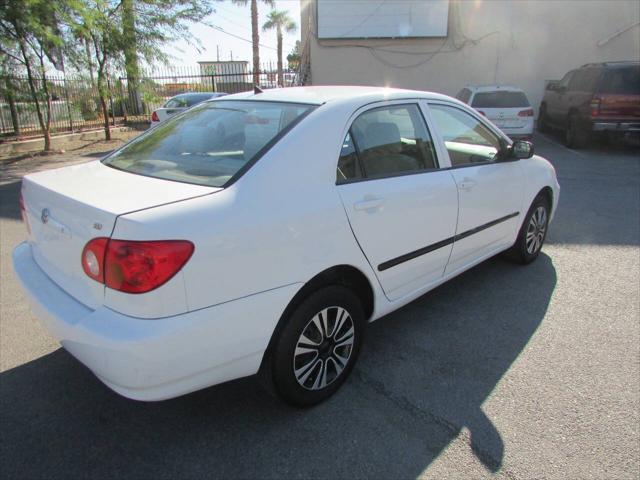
[1,133,638,479]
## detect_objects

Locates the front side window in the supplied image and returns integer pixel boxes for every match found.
[339,104,437,181]
[429,104,501,167]
[104,100,314,187]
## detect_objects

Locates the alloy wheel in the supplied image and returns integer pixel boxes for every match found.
[293,306,355,390]
[526,206,547,254]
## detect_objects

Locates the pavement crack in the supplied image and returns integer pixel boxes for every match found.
[352,368,519,480]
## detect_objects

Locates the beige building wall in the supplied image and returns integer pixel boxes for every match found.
[300,0,640,113]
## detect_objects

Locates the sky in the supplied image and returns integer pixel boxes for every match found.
[164,0,302,67]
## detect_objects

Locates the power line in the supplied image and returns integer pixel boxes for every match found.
[210,24,278,51]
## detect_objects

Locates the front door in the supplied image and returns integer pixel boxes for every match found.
[427,103,524,275]
[336,102,459,301]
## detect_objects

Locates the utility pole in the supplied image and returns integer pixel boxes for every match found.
[216,45,220,62]
[230,51,233,61]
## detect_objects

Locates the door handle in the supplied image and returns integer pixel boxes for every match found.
[458,179,477,191]
[354,198,385,211]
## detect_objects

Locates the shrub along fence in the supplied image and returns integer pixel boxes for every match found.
[0,62,306,140]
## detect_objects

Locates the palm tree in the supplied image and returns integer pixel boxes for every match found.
[263,10,297,87]
[232,0,274,85]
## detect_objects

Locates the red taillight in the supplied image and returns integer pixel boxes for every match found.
[19,186,31,235]
[477,110,486,116]
[82,239,194,294]
[518,108,534,117]
[82,237,109,282]
[590,96,601,117]
[151,111,159,122]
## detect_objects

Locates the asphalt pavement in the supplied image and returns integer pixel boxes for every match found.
[0,132,638,479]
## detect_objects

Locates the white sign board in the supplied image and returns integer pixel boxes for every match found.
[317,0,449,39]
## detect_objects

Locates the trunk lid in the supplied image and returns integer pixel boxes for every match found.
[22,160,217,309]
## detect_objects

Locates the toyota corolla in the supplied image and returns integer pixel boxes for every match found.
[13,86,559,406]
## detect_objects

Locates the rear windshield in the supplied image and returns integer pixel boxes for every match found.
[471,91,530,108]
[103,100,314,187]
[600,67,640,95]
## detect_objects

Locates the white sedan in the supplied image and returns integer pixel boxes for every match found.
[13,86,559,406]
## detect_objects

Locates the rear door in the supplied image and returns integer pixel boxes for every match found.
[337,101,458,301]
[427,102,524,274]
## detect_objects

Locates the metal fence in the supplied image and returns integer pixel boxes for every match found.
[0,62,308,139]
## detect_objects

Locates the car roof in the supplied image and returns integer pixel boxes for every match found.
[463,85,524,93]
[580,61,640,69]
[216,85,453,106]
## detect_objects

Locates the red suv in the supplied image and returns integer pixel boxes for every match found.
[537,62,640,148]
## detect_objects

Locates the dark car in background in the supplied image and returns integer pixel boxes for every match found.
[538,61,640,148]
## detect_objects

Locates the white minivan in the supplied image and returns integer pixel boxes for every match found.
[456,85,534,140]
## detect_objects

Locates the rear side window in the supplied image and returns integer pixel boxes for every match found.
[337,132,362,182]
[471,91,530,108]
[569,69,601,92]
[104,100,314,187]
[337,104,438,182]
[600,67,640,95]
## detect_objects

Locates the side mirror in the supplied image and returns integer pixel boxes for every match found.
[510,140,534,159]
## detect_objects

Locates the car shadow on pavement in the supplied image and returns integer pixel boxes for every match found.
[0,253,556,479]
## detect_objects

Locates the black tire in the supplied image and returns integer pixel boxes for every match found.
[508,195,550,264]
[269,285,365,407]
[565,114,588,149]
[537,106,550,133]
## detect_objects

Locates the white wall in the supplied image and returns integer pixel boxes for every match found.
[301,0,640,114]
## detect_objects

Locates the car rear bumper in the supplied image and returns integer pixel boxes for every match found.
[12,241,300,401]
[592,121,640,132]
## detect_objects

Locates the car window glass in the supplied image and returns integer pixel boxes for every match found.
[165,97,188,108]
[104,100,314,187]
[601,67,640,95]
[348,104,437,179]
[558,71,574,89]
[429,104,501,167]
[336,132,361,183]
[185,94,212,106]
[471,91,530,108]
